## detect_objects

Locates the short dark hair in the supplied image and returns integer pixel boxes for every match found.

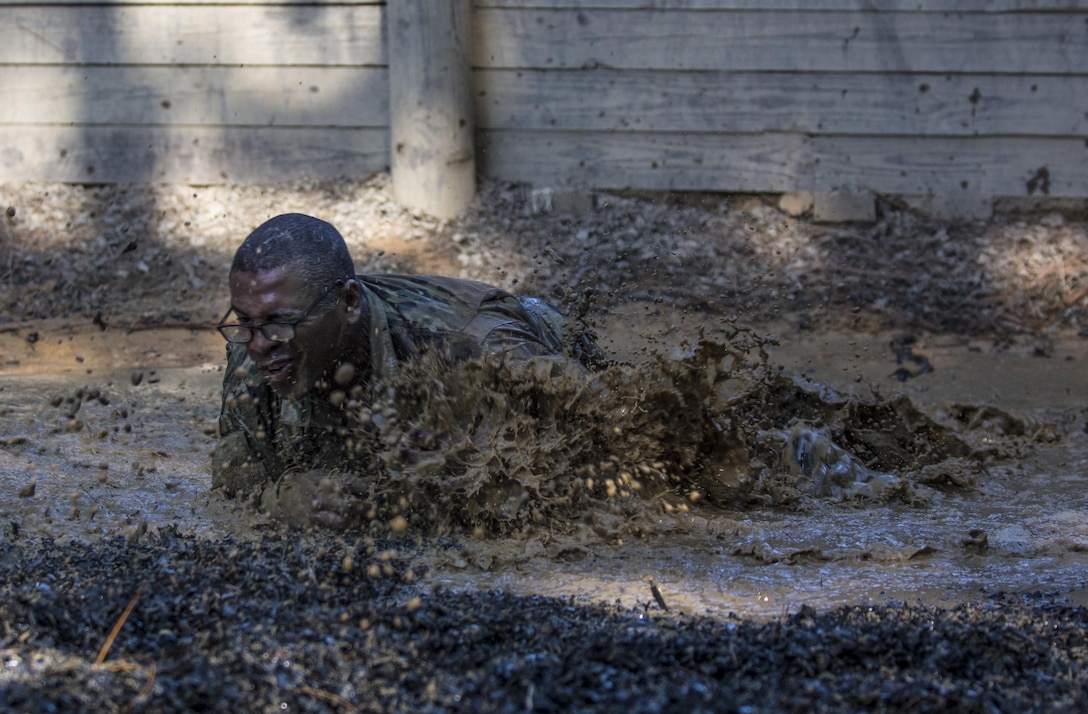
[231,214,355,296]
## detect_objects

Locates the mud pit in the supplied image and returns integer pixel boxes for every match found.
[2,177,1087,711]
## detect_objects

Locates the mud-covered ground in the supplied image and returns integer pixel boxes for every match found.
[3,531,1087,713]
[1,175,1088,711]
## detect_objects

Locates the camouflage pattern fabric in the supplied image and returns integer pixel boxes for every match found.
[212,274,606,500]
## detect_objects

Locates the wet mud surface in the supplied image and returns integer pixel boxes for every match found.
[3,178,1088,711]
[3,315,1088,712]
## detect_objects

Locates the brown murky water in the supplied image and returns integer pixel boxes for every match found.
[2,310,1086,621]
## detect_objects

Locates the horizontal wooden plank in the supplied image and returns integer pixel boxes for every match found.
[473,8,1088,73]
[477,69,1086,137]
[477,1,1088,11]
[477,130,1088,197]
[3,126,1083,199]
[5,5,1081,74]
[1,0,382,5]
[0,5,384,66]
[0,126,389,183]
[0,0,1077,8]
[0,66,389,127]
[5,66,1081,191]
[9,5,1080,73]
[24,65,1081,139]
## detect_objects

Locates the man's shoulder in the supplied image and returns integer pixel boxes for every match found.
[359,273,508,305]
[358,274,513,326]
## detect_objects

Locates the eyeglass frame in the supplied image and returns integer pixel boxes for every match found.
[217,278,346,344]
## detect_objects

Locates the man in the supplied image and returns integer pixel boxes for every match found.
[211,213,606,529]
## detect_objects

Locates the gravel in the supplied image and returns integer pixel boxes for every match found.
[2,530,1086,713]
[3,174,1087,335]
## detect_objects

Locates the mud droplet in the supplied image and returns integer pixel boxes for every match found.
[963,528,989,553]
[126,520,147,544]
[130,370,144,386]
[334,362,356,386]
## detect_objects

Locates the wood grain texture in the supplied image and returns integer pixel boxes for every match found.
[477,130,1088,197]
[472,8,1088,74]
[388,0,476,218]
[0,0,1084,206]
[3,0,381,4]
[0,5,385,66]
[477,1,1084,10]
[0,0,1077,7]
[0,126,389,183]
[0,66,389,126]
[475,69,1086,136]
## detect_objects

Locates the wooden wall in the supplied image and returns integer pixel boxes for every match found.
[1,0,1085,213]
[0,0,390,184]
[474,0,1088,211]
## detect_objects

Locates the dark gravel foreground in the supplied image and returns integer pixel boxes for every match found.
[2,529,1086,713]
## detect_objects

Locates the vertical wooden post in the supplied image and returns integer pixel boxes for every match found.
[388,0,476,220]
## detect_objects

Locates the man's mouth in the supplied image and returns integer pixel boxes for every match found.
[258,357,293,383]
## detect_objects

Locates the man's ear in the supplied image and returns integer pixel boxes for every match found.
[340,279,365,323]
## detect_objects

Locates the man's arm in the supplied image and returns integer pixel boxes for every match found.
[211,343,281,497]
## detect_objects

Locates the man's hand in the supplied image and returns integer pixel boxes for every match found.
[274,468,370,530]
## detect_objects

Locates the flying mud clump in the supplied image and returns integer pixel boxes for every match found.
[321,324,985,538]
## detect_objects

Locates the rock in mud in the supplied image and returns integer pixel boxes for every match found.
[783,425,901,499]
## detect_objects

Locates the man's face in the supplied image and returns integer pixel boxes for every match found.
[228,267,347,400]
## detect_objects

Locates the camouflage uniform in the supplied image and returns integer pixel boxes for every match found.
[211,274,605,501]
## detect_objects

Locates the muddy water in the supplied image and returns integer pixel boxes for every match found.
[0,363,236,541]
[1,313,1086,621]
[426,314,1088,618]
[430,449,1088,620]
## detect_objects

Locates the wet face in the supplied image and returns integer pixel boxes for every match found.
[228,267,357,400]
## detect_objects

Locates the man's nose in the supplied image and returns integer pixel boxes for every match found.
[247,329,276,356]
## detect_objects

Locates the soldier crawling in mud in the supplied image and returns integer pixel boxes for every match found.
[211,213,607,530]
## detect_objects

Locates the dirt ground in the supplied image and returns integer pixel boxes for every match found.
[2,175,1088,711]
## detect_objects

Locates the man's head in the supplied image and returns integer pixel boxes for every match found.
[231,212,355,280]
[222,214,366,399]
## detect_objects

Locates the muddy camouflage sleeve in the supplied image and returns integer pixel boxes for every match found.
[211,343,283,497]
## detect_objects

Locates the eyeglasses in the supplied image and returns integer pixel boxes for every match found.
[217,279,344,344]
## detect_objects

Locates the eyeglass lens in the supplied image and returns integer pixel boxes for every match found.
[219,323,296,344]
